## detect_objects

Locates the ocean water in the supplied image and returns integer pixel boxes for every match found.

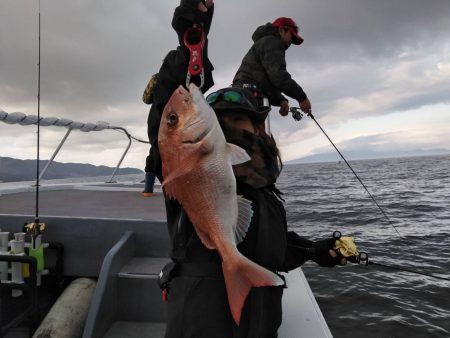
[2,155,448,337]
[278,155,450,338]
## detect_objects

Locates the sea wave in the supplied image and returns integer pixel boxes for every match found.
[279,155,450,338]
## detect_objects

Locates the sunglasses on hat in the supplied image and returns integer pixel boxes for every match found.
[206,88,270,122]
[206,90,257,109]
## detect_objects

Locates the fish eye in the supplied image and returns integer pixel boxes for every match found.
[167,112,179,127]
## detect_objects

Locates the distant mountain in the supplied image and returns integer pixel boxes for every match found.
[287,148,450,164]
[0,157,143,182]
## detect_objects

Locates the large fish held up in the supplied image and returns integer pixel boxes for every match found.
[158,83,284,325]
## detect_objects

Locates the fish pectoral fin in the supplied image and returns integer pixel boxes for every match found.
[226,143,251,165]
[161,170,185,200]
[197,230,216,250]
[234,196,253,244]
[161,177,177,200]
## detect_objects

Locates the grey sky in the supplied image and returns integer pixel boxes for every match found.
[1,0,449,168]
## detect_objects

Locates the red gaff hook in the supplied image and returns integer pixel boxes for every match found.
[184,24,205,88]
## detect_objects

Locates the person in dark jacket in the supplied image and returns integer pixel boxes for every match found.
[162,87,346,338]
[233,17,311,117]
[143,0,215,188]
[147,4,345,337]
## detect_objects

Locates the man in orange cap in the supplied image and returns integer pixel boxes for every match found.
[233,17,312,118]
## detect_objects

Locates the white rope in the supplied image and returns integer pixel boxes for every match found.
[0,108,110,132]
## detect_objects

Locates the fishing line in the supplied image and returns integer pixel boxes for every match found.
[290,108,449,278]
[306,111,403,238]
[301,110,417,242]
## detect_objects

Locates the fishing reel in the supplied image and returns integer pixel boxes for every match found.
[289,107,304,121]
[24,221,46,235]
[332,230,369,266]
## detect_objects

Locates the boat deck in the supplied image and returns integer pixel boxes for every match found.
[0,182,166,221]
[0,180,332,338]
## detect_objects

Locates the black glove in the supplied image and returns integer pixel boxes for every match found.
[310,238,343,268]
[282,231,344,271]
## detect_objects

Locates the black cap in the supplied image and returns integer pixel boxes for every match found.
[207,87,270,123]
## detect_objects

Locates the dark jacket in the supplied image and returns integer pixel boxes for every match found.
[161,112,313,337]
[164,180,309,338]
[233,23,307,106]
[146,0,215,180]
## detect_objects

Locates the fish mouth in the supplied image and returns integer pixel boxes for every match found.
[182,119,211,144]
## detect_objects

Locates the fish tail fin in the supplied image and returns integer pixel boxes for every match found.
[222,254,284,325]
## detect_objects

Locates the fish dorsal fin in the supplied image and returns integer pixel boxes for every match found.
[234,195,253,244]
[226,143,250,165]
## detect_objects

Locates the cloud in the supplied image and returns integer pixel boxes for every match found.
[291,121,450,159]
[1,0,450,168]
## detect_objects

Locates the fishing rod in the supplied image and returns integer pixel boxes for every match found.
[26,0,46,248]
[292,231,450,282]
[342,249,450,282]
[35,0,41,226]
[290,107,402,237]
[367,261,450,282]
[290,108,450,282]
[348,251,450,282]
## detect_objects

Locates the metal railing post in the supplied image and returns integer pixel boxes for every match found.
[106,135,132,184]
[38,128,73,183]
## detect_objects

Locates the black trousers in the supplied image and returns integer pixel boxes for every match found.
[164,274,284,338]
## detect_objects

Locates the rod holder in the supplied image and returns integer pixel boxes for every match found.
[0,231,9,281]
[10,239,25,297]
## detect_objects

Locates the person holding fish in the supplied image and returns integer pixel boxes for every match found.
[158,83,347,338]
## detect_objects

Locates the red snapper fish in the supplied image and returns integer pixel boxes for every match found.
[158,83,284,325]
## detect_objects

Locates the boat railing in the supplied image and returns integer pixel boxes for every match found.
[0,108,149,184]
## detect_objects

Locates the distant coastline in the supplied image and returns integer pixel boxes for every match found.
[286,148,450,165]
[0,157,143,182]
